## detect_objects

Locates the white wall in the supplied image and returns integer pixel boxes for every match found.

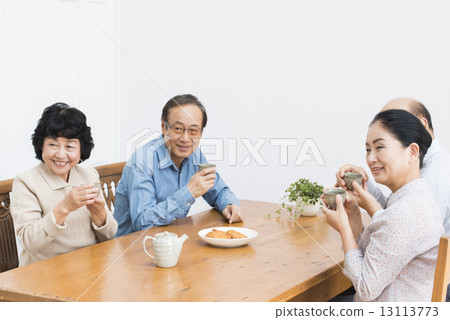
[1,0,450,214]
[117,0,450,212]
[0,0,119,180]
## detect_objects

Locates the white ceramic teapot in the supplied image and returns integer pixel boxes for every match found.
[143,231,189,268]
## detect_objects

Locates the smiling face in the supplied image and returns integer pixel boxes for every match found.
[41,137,81,182]
[365,122,420,193]
[161,104,203,168]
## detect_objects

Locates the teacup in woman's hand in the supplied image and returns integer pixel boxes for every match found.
[81,183,102,196]
[343,172,363,191]
[323,188,347,210]
[94,182,102,196]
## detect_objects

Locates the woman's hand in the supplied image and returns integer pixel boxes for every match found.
[321,187,360,219]
[86,189,108,228]
[322,195,359,253]
[53,184,99,225]
[341,190,361,218]
[350,181,382,217]
[322,195,352,234]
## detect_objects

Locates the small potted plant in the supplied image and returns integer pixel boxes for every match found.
[276,178,324,217]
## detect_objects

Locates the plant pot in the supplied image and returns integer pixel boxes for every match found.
[296,200,321,217]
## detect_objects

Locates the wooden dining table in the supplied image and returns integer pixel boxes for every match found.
[0,200,354,302]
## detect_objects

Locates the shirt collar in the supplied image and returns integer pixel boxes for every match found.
[156,135,200,169]
[155,136,172,170]
[386,177,428,208]
[155,135,202,170]
[37,162,82,190]
[423,139,442,167]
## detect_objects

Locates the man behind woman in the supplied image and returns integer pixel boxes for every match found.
[324,109,444,301]
[336,98,450,301]
[337,98,450,234]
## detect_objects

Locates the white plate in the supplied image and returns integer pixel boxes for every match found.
[198,227,258,248]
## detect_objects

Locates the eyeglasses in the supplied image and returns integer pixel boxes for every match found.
[165,121,202,137]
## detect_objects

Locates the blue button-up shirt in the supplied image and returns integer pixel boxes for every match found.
[114,135,240,236]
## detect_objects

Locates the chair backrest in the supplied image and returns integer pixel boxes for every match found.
[0,178,19,273]
[0,161,126,273]
[432,235,450,302]
[94,161,126,212]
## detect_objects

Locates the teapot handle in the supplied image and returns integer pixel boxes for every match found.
[143,236,155,260]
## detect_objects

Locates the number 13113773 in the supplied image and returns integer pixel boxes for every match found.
[379,306,438,317]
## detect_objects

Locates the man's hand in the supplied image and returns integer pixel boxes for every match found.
[222,204,243,224]
[335,164,368,189]
[187,167,216,198]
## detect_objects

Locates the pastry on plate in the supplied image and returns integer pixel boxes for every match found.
[205,229,247,239]
[226,229,247,239]
[206,229,231,239]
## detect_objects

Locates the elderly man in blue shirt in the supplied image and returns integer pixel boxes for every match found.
[114,94,242,237]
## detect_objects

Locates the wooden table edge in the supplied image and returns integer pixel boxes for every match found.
[268,264,351,302]
[0,287,69,302]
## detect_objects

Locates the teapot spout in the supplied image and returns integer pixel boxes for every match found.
[179,234,189,245]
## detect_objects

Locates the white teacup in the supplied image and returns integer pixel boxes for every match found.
[80,183,102,196]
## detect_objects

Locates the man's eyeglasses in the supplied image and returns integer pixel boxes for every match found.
[165,121,202,137]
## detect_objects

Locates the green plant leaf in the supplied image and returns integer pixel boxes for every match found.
[280,178,324,206]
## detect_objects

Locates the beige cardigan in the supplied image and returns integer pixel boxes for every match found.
[11,162,118,266]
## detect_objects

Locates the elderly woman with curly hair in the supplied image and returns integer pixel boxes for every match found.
[11,103,118,266]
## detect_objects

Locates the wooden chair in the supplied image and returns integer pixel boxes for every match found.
[0,178,19,273]
[95,161,126,212]
[0,161,126,273]
[432,236,450,302]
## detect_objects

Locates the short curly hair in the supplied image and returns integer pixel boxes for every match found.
[32,102,95,162]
